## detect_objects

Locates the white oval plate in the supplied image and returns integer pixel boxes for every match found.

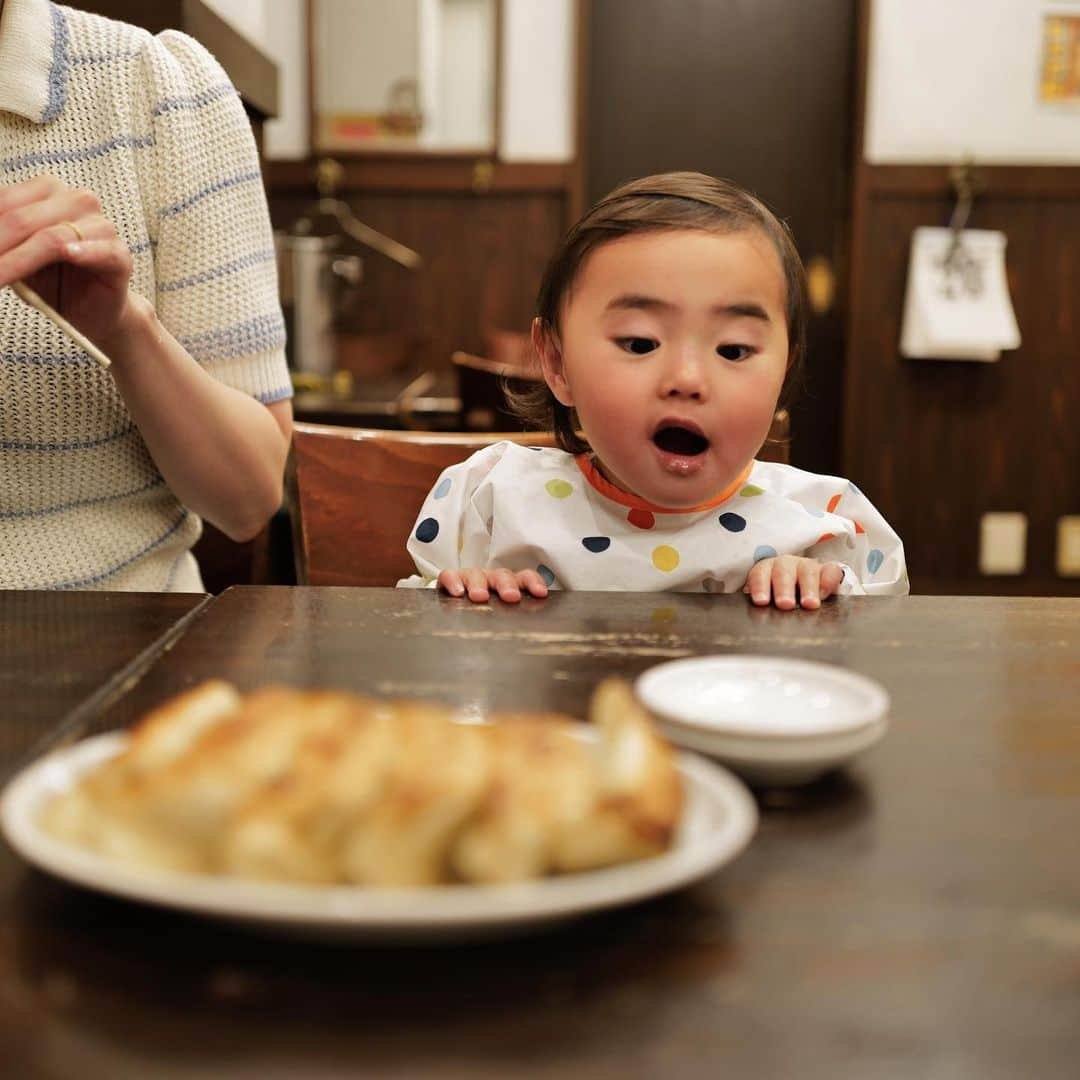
[1,732,757,944]
[636,656,891,786]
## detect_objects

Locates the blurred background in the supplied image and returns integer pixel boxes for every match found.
[72,1,1080,598]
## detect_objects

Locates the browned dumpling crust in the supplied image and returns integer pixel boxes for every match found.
[41,679,682,887]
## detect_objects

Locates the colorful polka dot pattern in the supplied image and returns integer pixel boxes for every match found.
[415,518,439,543]
[408,455,900,595]
[652,545,680,572]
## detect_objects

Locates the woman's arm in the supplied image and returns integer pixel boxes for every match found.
[102,291,292,542]
[0,175,291,543]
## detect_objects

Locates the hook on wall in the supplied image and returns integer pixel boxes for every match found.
[940,157,987,298]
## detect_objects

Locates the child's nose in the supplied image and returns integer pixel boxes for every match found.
[659,349,709,400]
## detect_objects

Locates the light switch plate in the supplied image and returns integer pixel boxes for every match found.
[979,512,1026,575]
[1057,516,1080,577]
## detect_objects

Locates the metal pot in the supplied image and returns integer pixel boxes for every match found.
[275,232,362,377]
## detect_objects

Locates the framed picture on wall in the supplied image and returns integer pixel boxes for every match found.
[1039,4,1080,104]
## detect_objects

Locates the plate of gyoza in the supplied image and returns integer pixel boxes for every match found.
[1,678,757,942]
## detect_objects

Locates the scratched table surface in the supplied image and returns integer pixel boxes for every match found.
[2,587,1079,1079]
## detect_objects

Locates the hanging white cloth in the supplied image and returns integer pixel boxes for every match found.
[899,226,1021,362]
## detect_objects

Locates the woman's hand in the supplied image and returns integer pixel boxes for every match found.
[744,556,844,610]
[437,568,550,603]
[0,175,134,348]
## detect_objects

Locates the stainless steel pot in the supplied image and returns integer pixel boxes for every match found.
[275,232,362,377]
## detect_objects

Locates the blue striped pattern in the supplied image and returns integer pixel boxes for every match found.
[72,48,142,66]
[42,4,70,123]
[157,248,275,293]
[0,133,154,175]
[162,551,187,591]
[2,350,96,367]
[152,82,237,116]
[159,169,263,219]
[181,312,286,363]
[258,385,294,404]
[52,509,190,590]
[2,423,135,452]
[0,477,164,520]
[129,238,156,255]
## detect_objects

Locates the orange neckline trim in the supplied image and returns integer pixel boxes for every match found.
[574,456,754,513]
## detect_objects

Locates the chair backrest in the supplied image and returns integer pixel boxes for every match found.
[289,412,791,587]
[288,424,558,586]
[451,349,540,432]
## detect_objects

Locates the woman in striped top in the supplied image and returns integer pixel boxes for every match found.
[0,0,292,590]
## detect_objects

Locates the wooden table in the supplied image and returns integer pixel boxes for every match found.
[3,587,1079,1078]
[0,590,209,783]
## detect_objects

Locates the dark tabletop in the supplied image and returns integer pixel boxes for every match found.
[2,587,1079,1079]
[0,590,209,783]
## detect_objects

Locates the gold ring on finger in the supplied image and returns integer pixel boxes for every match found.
[60,220,85,242]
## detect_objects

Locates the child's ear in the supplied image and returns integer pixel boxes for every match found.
[532,317,574,406]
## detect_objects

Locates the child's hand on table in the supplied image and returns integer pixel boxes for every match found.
[744,556,844,610]
[438,568,550,603]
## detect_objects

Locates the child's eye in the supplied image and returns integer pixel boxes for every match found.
[616,337,659,355]
[717,344,754,362]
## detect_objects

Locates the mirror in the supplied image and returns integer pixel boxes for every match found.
[311,0,499,154]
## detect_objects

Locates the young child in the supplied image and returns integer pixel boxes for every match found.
[401,172,907,608]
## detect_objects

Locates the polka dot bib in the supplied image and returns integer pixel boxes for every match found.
[401,442,908,596]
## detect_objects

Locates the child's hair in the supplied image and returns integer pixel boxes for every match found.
[511,171,807,455]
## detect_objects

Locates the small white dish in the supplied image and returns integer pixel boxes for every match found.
[636,656,890,786]
[1,732,757,944]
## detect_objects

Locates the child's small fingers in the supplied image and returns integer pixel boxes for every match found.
[461,568,491,602]
[517,570,549,598]
[771,558,799,610]
[745,559,773,605]
[820,563,845,598]
[436,569,465,597]
[797,561,822,609]
[489,568,522,603]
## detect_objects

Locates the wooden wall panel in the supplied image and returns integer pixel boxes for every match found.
[268,189,567,370]
[845,180,1080,596]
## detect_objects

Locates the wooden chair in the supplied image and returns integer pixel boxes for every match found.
[289,424,557,586]
[451,349,541,432]
[289,411,790,587]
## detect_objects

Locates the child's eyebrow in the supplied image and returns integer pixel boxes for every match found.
[605,294,772,322]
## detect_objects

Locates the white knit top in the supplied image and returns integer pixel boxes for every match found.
[0,0,291,591]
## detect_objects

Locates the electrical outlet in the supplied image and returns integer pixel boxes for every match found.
[979,512,1026,576]
[1057,516,1080,577]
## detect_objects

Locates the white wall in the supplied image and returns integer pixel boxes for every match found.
[500,0,575,162]
[866,0,1080,165]
[259,0,575,161]
[262,0,308,159]
[202,0,308,158]
[202,0,268,49]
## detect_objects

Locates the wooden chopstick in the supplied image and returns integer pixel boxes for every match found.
[11,280,112,369]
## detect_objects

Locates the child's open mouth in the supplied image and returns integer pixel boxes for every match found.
[652,422,710,457]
